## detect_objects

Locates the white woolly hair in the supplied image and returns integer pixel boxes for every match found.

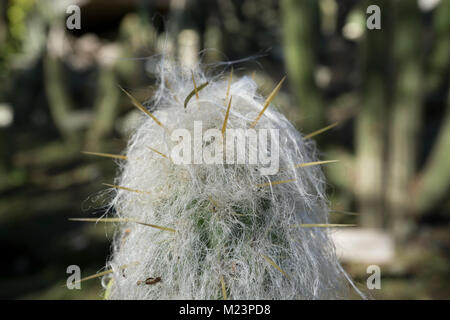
[103,60,354,300]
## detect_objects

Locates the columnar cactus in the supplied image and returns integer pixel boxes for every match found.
[84,61,358,299]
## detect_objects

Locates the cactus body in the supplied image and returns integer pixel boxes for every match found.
[105,63,351,299]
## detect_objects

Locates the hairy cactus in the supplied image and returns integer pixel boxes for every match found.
[82,61,359,299]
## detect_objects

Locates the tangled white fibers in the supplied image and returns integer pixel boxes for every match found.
[101,59,359,299]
